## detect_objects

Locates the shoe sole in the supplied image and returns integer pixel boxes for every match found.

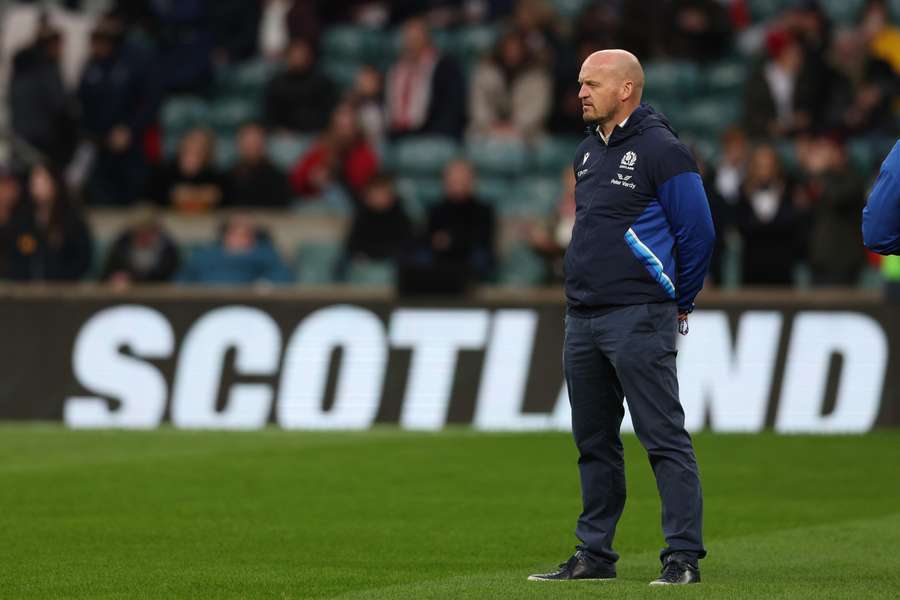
[527,576,616,582]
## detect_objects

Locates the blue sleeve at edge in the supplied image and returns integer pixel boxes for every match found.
[862,141,900,255]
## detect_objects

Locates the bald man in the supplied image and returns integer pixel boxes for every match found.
[529,50,714,585]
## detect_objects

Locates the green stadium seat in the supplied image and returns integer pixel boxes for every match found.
[674,98,740,137]
[385,136,460,177]
[820,0,865,25]
[549,0,589,19]
[320,59,362,91]
[746,0,784,22]
[216,59,276,96]
[161,96,210,138]
[704,60,747,97]
[449,25,498,66]
[775,139,799,176]
[513,176,562,217]
[534,136,581,175]
[476,177,514,209]
[498,241,548,287]
[294,241,343,284]
[267,134,315,171]
[215,135,238,170]
[321,26,386,63]
[466,138,529,176]
[209,98,261,134]
[395,176,444,223]
[292,188,353,217]
[643,61,700,101]
[346,259,396,286]
[848,138,877,174]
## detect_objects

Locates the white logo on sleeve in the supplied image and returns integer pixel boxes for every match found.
[582,152,590,165]
[620,151,637,170]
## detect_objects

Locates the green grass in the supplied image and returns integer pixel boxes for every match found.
[1,427,899,599]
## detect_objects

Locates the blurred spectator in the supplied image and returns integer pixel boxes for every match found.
[426,159,496,281]
[827,28,899,136]
[346,65,387,147]
[101,206,180,285]
[469,29,552,141]
[344,174,414,264]
[509,0,563,67]
[147,128,225,213]
[264,38,338,134]
[79,17,159,205]
[153,0,214,94]
[862,0,900,73]
[794,136,867,286]
[2,164,92,282]
[0,168,25,278]
[209,0,262,65]
[743,29,817,138]
[736,144,798,286]
[178,213,293,285]
[224,124,291,207]
[712,128,749,205]
[259,0,292,58]
[289,103,379,200]
[663,0,732,61]
[526,166,575,283]
[704,128,749,286]
[9,19,78,169]
[385,17,467,139]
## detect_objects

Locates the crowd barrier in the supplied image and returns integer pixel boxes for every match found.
[0,285,896,432]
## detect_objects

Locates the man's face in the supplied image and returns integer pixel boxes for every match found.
[578,60,620,126]
[444,162,474,201]
[238,126,266,163]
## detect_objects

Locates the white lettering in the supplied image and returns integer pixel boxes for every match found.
[171,307,281,429]
[65,306,173,429]
[678,311,782,432]
[391,309,489,430]
[474,310,550,430]
[776,312,887,433]
[278,305,386,429]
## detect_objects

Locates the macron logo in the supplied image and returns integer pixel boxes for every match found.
[582,152,590,166]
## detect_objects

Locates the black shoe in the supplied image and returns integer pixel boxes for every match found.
[528,550,616,581]
[649,556,701,585]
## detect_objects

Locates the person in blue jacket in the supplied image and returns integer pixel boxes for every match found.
[178,214,294,285]
[529,50,715,586]
[862,141,900,255]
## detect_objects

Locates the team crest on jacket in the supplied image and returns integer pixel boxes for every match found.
[620,151,637,170]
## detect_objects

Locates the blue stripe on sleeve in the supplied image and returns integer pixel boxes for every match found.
[656,171,715,312]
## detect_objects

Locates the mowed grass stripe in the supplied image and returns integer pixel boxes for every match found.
[0,428,898,599]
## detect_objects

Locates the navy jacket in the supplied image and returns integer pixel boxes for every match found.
[565,104,715,313]
[862,141,900,255]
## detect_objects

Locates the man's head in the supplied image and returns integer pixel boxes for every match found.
[443,159,475,203]
[401,18,432,59]
[363,174,397,212]
[578,49,644,129]
[285,38,314,73]
[222,213,258,254]
[237,123,267,164]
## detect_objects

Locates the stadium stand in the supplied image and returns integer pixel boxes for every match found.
[0,0,898,289]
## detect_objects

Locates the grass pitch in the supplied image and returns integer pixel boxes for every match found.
[1,426,898,599]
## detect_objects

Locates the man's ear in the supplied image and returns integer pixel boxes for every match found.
[620,80,633,101]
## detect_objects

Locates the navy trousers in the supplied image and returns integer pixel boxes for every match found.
[563,302,706,565]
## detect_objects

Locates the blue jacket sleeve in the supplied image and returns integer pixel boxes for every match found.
[657,171,716,312]
[862,141,900,255]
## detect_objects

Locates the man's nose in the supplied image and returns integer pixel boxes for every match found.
[578,85,589,98]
